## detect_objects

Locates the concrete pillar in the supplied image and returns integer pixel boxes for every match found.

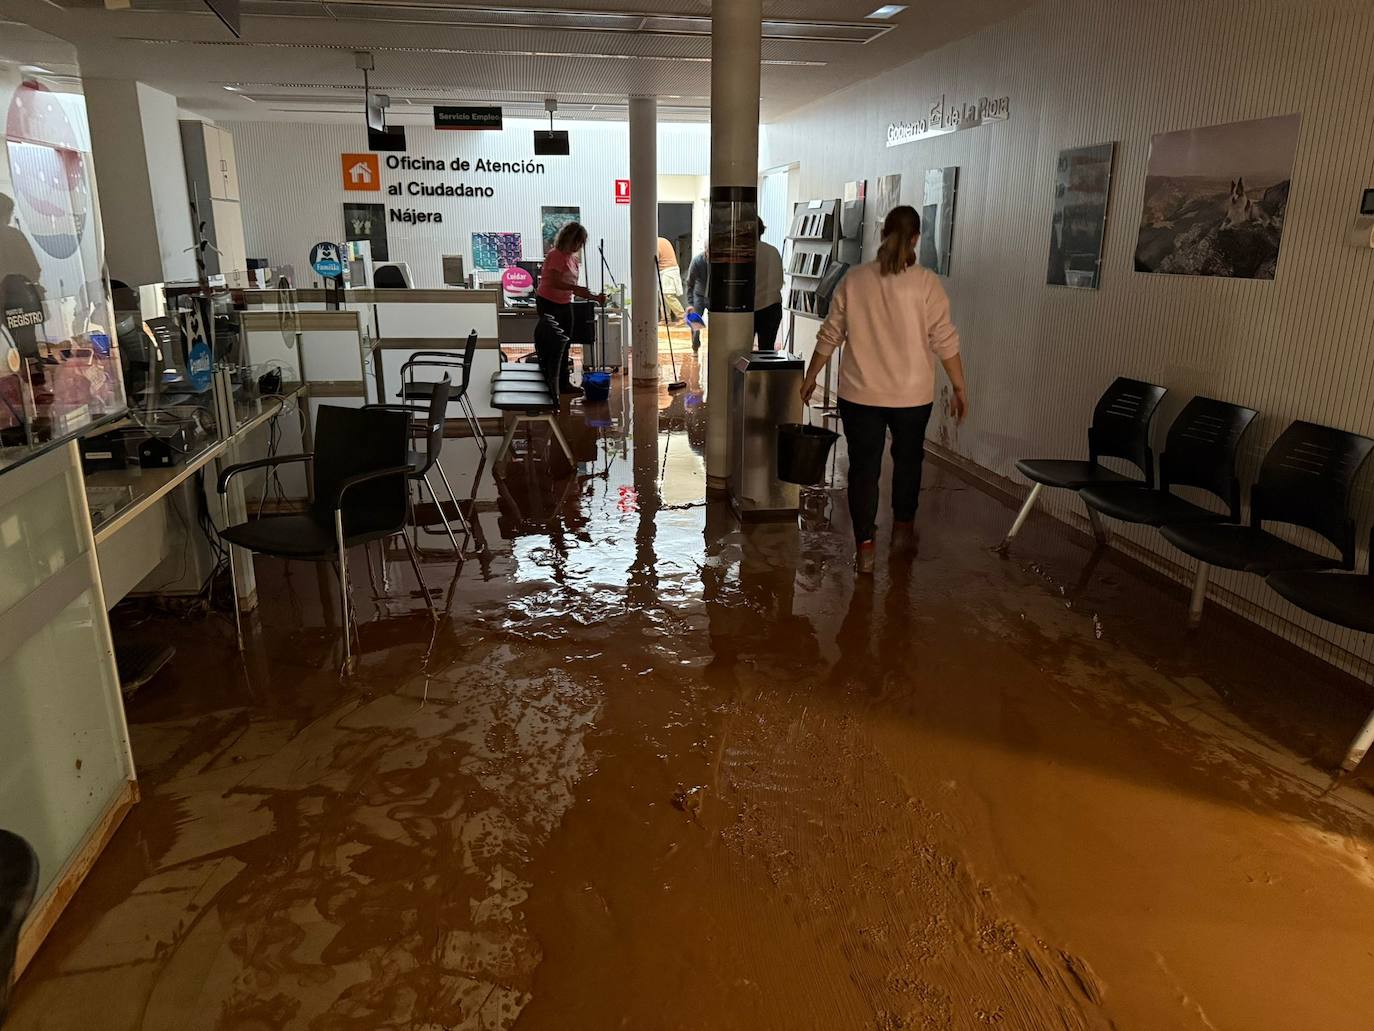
[629,95,659,386]
[705,0,763,492]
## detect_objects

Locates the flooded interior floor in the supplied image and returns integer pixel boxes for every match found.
[10,349,1374,1030]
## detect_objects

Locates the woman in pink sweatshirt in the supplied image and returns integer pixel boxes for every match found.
[800,205,969,573]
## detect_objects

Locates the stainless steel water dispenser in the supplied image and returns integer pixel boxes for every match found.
[729,350,804,519]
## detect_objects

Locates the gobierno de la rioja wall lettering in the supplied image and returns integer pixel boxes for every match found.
[886,94,1010,149]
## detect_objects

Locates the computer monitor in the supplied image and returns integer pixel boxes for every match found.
[442,254,466,286]
[374,261,414,289]
[515,260,542,291]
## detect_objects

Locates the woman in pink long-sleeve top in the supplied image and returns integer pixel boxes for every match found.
[800,205,970,573]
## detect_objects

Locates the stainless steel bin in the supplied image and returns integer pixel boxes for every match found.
[729,350,803,519]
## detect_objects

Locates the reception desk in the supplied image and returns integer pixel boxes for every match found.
[239,286,509,423]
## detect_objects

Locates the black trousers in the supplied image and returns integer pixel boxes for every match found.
[838,397,934,544]
[754,303,784,350]
[535,296,575,387]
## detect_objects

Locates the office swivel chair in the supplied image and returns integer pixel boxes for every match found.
[217,404,438,671]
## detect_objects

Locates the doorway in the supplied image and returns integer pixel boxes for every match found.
[657,202,693,273]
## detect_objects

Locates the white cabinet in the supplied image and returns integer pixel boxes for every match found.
[212,198,246,273]
[186,122,239,202]
[202,123,224,198]
[179,119,247,275]
[220,128,240,201]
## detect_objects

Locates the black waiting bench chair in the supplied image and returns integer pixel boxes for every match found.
[1268,529,1374,771]
[1079,395,1258,530]
[489,315,574,469]
[1004,377,1168,547]
[1161,420,1374,628]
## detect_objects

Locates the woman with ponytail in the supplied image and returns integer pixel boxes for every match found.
[800,204,969,573]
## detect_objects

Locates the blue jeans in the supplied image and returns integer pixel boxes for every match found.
[838,398,934,543]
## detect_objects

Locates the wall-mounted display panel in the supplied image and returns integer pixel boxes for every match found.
[920,166,958,277]
[1047,143,1116,289]
[1134,113,1300,280]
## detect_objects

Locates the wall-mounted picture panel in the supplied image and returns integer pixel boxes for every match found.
[540,206,580,255]
[920,166,958,277]
[1134,113,1300,280]
[839,179,866,264]
[343,202,388,262]
[1047,143,1115,289]
[874,174,902,223]
[471,231,523,270]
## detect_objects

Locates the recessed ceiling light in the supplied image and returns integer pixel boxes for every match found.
[223,84,241,91]
[866,4,907,17]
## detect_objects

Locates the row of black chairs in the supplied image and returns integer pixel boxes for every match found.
[1005,379,1374,769]
[1005,377,1374,769]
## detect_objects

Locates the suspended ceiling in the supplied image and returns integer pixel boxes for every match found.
[6,0,1035,123]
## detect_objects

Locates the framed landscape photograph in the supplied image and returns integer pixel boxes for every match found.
[1047,143,1115,289]
[1134,114,1300,280]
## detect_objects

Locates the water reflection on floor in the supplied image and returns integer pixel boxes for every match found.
[11,350,1374,1030]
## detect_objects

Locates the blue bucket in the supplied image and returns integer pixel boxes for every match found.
[583,371,612,402]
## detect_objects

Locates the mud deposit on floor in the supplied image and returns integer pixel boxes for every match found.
[11,363,1374,1029]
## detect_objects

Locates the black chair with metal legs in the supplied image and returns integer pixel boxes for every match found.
[1079,395,1259,530]
[366,373,472,553]
[1004,377,1168,547]
[1266,529,1374,771]
[217,405,438,671]
[1161,420,1374,629]
[398,330,485,452]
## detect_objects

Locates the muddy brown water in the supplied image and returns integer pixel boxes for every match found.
[9,358,1374,1030]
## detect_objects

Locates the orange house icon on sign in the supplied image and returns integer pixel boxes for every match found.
[342,153,380,191]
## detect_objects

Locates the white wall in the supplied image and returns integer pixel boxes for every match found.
[84,80,195,285]
[136,84,196,283]
[763,0,1374,670]
[229,119,709,288]
[84,78,158,286]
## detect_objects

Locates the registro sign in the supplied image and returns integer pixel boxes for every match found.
[887,94,1011,148]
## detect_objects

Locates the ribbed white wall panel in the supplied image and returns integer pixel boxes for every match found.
[229,119,709,290]
[763,0,1374,673]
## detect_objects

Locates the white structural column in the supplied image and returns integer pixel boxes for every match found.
[705,0,763,491]
[629,95,659,385]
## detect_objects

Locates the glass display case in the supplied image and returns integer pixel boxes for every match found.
[0,26,125,473]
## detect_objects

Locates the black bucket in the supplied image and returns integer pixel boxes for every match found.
[777,422,839,485]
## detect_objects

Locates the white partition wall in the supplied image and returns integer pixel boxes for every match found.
[0,443,138,977]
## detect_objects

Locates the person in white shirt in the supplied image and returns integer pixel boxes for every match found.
[753,220,784,349]
[800,205,969,572]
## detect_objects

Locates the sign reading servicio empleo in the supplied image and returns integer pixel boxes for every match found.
[434,106,503,130]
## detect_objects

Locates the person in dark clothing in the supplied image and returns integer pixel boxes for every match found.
[684,249,709,351]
